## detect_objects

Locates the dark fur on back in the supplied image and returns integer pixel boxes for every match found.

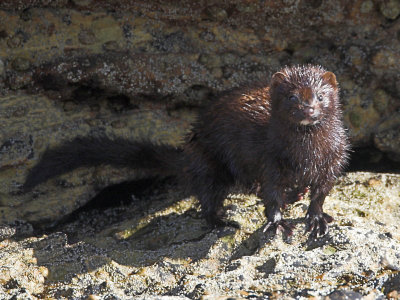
[24,65,349,237]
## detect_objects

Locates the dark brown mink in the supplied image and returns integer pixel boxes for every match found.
[23,64,350,238]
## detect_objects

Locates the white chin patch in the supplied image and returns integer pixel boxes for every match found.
[300,119,312,125]
[300,119,319,126]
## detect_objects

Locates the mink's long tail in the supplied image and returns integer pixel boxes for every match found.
[23,136,183,192]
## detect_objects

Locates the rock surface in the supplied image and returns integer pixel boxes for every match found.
[0,172,400,299]
[0,92,194,226]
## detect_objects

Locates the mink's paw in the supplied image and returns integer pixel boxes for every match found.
[263,219,295,237]
[305,212,334,238]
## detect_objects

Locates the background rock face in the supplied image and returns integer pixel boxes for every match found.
[0,1,400,298]
[0,0,399,225]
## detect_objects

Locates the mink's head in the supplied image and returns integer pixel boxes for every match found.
[269,65,340,127]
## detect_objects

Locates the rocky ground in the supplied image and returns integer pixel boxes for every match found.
[1,171,399,299]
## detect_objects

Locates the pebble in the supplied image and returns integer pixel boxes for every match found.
[78,29,97,45]
[12,57,31,71]
[379,0,400,19]
[0,58,4,76]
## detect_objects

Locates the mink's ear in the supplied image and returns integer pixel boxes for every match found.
[322,71,338,88]
[271,72,286,87]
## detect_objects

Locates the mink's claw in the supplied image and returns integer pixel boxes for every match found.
[305,212,334,238]
[263,219,295,237]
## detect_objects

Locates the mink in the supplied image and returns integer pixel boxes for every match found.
[24,65,350,238]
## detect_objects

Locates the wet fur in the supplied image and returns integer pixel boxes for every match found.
[24,65,350,237]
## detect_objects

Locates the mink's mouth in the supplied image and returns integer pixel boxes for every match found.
[299,118,320,126]
[291,109,321,126]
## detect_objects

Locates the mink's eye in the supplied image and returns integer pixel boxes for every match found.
[317,94,323,102]
[289,95,298,102]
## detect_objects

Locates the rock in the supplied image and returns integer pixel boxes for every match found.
[0,58,4,77]
[345,46,365,71]
[374,128,400,162]
[0,2,397,161]
[325,290,363,300]
[379,0,400,20]
[11,57,31,71]
[372,89,389,113]
[372,49,399,70]
[72,0,92,6]
[7,34,24,48]
[203,6,228,21]
[0,172,399,298]
[78,29,97,45]
[360,1,374,14]
[0,93,195,226]
[102,40,120,51]
[383,273,400,295]
[344,101,380,144]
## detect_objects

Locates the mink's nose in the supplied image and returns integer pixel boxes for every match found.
[304,107,315,116]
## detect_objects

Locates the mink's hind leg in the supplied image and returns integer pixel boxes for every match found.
[182,148,237,228]
[196,185,238,228]
[195,180,240,228]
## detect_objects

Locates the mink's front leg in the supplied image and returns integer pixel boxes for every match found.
[261,183,295,237]
[305,182,335,238]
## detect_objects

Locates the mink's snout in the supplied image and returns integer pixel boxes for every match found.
[303,107,315,117]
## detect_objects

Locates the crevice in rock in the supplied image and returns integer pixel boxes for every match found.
[348,147,400,173]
